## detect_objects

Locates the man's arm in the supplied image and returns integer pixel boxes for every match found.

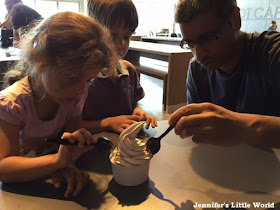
[169,102,280,148]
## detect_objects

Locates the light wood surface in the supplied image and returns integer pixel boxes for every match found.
[142,37,181,46]
[126,41,193,113]
[129,40,187,55]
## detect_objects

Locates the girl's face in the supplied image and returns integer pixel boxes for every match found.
[40,65,102,104]
[109,23,133,58]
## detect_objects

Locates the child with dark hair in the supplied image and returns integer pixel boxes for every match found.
[0,0,23,47]
[0,11,116,198]
[0,0,23,29]
[82,0,157,134]
[9,4,42,46]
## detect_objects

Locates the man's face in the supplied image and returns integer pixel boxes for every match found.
[180,11,237,71]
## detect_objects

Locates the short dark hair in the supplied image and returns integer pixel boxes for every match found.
[10,4,42,29]
[5,0,22,6]
[175,0,237,24]
[87,0,138,32]
[271,20,277,24]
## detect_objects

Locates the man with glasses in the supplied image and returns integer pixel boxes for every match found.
[169,0,280,147]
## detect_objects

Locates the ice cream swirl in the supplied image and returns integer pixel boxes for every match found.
[110,121,152,167]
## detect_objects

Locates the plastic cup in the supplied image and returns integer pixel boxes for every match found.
[111,161,150,186]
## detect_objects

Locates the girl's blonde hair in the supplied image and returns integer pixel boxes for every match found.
[3,11,117,88]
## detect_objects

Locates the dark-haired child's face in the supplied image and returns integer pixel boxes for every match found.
[109,24,133,58]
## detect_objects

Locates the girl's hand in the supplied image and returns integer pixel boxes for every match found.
[106,115,140,133]
[52,164,90,198]
[133,107,157,129]
[57,128,96,168]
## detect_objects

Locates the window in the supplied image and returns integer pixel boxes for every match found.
[36,0,83,18]
[0,0,6,22]
[132,0,179,36]
[0,0,84,21]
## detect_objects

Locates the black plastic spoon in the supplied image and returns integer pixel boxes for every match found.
[146,125,174,155]
[45,137,114,152]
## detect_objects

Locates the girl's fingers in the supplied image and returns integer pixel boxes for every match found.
[79,129,96,145]
[61,129,95,147]
[63,172,76,198]
[52,171,63,188]
[72,172,89,197]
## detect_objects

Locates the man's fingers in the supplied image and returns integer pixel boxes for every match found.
[169,103,216,125]
[178,125,213,138]
[174,112,215,136]
[192,134,208,144]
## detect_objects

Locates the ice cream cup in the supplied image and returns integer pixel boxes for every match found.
[111,161,150,186]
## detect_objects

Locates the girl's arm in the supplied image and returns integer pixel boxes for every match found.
[0,119,61,182]
[0,118,94,183]
[0,16,11,28]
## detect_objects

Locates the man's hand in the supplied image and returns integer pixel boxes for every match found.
[169,103,248,146]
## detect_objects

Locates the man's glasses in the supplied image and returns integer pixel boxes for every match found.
[180,23,227,50]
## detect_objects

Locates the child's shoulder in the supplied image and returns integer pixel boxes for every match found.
[119,59,137,75]
[120,59,136,70]
[0,76,32,102]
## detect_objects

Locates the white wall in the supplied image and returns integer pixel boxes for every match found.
[132,0,178,36]
[1,0,279,35]
[132,0,280,36]
[237,0,279,32]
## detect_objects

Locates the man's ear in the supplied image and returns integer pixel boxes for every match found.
[230,7,241,31]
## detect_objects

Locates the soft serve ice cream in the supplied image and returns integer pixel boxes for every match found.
[110,121,152,167]
[110,121,152,186]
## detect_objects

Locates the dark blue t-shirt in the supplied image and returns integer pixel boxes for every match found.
[187,30,280,116]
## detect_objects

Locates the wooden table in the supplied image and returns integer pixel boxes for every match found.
[1,120,280,209]
[125,41,193,114]
[142,37,181,46]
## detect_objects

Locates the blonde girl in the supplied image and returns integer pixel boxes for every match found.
[0,11,116,198]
